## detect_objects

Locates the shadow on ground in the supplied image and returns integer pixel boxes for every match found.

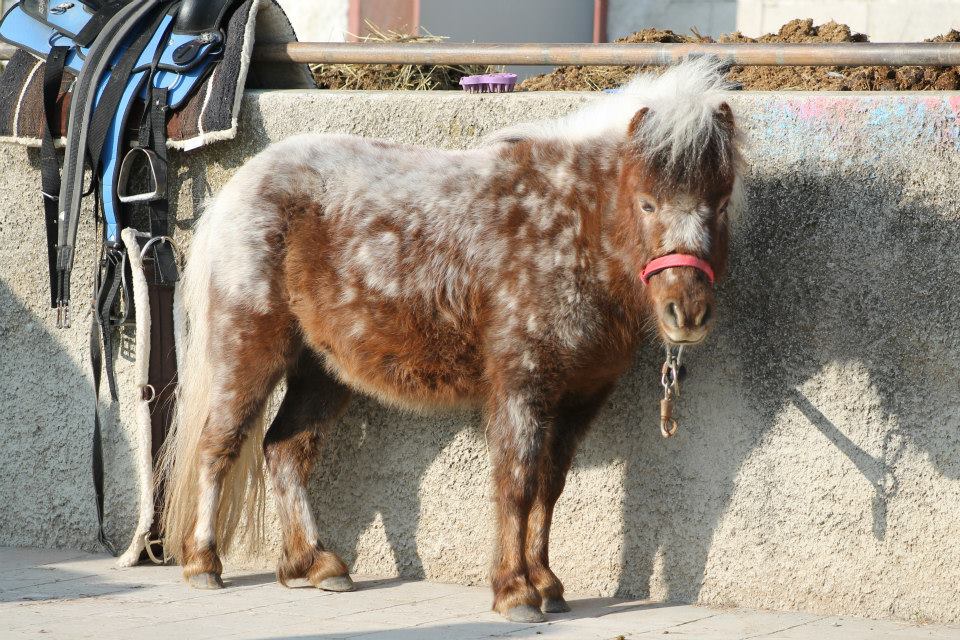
[259,628,514,640]
[0,550,149,603]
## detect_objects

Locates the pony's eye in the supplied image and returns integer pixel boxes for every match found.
[640,200,656,213]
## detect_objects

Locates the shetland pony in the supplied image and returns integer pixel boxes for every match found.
[160,58,743,623]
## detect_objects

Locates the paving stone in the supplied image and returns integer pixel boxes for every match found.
[3,548,959,640]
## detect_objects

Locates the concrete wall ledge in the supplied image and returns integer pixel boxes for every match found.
[2,89,959,624]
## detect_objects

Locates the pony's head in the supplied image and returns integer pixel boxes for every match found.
[614,61,743,346]
[483,58,743,346]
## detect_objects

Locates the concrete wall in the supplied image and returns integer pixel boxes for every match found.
[607,0,960,40]
[419,0,595,79]
[2,90,960,624]
[608,0,738,40]
[278,0,349,42]
[274,0,960,44]
[735,0,960,41]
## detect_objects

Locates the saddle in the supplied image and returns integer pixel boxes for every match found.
[0,0,312,563]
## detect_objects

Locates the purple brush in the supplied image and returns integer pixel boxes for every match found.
[459,73,517,93]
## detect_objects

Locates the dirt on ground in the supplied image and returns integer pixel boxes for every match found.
[517,19,960,91]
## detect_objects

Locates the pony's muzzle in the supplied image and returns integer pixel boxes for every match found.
[659,297,712,344]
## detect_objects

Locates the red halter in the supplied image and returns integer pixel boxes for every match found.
[640,254,715,286]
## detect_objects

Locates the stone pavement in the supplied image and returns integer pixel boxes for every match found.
[1,548,957,640]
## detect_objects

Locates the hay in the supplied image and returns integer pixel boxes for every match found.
[312,25,500,91]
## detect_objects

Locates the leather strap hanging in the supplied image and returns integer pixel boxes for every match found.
[40,46,69,308]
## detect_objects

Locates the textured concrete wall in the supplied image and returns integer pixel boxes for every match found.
[277,0,349,42]
[608,0,737,39]
[2,90,960,624]
[608,0,960,40]
[735,0,960,41]
[269,0,960,46]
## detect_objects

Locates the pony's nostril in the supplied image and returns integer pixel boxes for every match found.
[696,305,712,328]
[664,301,682,328]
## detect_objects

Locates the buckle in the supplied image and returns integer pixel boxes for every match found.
[140,235,181,285]
[22,0,49,21]
[56,301,70,328]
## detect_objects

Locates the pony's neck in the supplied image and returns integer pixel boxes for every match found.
[564,137,624,224]
[544,137,650,322]
[597,147,652,319]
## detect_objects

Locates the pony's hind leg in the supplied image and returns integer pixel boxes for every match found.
[525,387,612,613]
[264,348,354,591]
[182,308,297,588]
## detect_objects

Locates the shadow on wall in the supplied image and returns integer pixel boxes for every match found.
[610,165,960,602]
[0,276,138,552]
[275,162,960,603]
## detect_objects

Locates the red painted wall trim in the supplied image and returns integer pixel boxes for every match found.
[348,0,419,41]
[348,0,360,41]
[593,0,608,43]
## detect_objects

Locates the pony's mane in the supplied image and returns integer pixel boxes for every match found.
[486,57,743,192]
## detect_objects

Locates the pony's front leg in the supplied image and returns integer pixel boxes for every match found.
[525,388,612,614]
[524,433,572,614]
[488,391,549,623]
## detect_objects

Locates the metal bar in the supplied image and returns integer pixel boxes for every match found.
[593,0,608,44]
[4,41,960,66]
[251,42,960,67]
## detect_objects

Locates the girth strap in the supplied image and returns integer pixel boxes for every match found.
[95,247,129,401]
[142,85,179,284]
[40,45,69,308]
[75,0,128,47]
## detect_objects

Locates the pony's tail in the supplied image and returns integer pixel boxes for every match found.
[158,195,269,562]
[158,208,217,562]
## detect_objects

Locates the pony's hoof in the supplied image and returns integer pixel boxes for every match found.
[318,575,355,592]
[542,597,570,613]
[187,572,224,589]
[504,605,547,623]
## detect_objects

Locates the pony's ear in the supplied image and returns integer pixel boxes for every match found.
[715,102,735,130]
[627,107,650,138]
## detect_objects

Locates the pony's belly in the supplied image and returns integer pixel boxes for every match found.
[299,300,487,411]
[318,345,484,411]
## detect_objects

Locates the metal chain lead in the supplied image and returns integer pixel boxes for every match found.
[659,345,684,438]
